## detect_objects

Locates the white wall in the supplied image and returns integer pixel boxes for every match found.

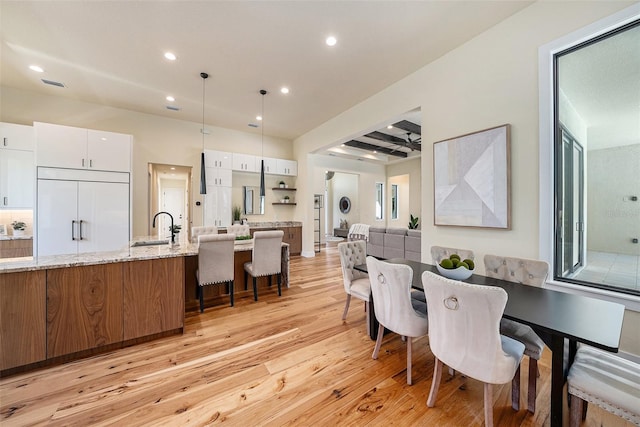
[329,172,358,231]
[387,157,421,229]
[293,1,639,354]
[0,86,295,235]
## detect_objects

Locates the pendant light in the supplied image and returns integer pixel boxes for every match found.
[199,72,209,195]
[259,89,267,211]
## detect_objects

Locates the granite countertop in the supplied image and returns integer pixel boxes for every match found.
[0,235,287,274]
[0,235,33,241]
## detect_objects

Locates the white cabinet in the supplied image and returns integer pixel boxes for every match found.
[204,149,232,169]
[0,123,34,209]
[205,167,232,187]
[37,169,130,256]
[35,122,131,172]
[232,153,256,172]
[1,122,35,151]
[277,159,297,176]
[0,150,34,208]
[256,157,278,174]
[203,185,231,227]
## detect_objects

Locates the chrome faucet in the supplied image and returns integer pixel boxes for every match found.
[152,211,175,244]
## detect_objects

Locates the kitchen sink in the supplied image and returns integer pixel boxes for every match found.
[130,239,169,247]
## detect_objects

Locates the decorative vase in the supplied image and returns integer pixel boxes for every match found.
[13,229,25,237]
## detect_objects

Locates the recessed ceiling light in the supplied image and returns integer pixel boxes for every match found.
[373,150,377,154]
[341,144,345,147]
[166,95,175,102]
[164,52,176,61]
[280,87,289,94]
[326,36,337,46]
[387,125,393,129]
[101,137,107,141]
[256,115,263,121]
[170,167,175,170]
[29,65,44,73]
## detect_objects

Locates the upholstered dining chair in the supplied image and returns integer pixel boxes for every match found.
[421,271,525,427]
[484,254,549,413]
[227,224,250,238]
[337,241,370,330]
[196,233,235,311]
[191,225,218,243]
[366,256,429,385]
[244,230,284,301]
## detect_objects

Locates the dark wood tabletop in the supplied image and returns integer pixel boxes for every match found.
[354,257,626,427]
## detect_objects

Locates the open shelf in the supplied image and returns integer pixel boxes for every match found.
[272,202,297,206]
[272,187,296,191]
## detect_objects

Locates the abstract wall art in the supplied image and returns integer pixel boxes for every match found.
[433,124,511,229]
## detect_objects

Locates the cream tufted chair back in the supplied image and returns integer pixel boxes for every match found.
[430,245,474,264]
[483,255,549,287]
[367,256,429,385]
[337,241,371,326]
[483,254,549,414]
[422,270,525,426]
[196,233,235,311]
[227,224,250,238]
[191,225,218,243]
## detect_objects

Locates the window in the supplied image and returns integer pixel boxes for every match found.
[391,184,398,220]
[375,182,384,220]
[546,17,639,297]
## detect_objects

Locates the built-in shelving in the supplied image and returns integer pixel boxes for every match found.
[272,187,296,191]
[272,202,297,206]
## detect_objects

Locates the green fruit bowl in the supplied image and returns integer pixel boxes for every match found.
[436,263,474,280]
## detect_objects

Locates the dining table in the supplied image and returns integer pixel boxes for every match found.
[354,258,626,427]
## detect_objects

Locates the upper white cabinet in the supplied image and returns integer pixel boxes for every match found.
[204,149,232,169]
[276,159,297,176]
[0,123,35,209]
[87,129,132,172]
[35,122,131,172]
[232,153,256,172]
[256,157,278,174]
[1,122,35,151]
[205,167,232,187]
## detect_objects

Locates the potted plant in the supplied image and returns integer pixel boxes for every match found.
[169,224,181,234]
[11,221,26,236]
[279,180,286,188]
[283,195,290,203]
[232,206,242,223]
[408,214,419,229]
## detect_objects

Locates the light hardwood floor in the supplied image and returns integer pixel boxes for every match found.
[0,244,632,426]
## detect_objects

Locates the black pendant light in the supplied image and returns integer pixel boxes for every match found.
[199,72,208,195]
[259,90,267,201]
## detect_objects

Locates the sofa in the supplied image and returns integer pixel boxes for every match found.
[366,226,421,262]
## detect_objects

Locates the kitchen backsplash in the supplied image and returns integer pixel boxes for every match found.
[0,210,34,236]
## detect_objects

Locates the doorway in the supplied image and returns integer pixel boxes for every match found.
[148,163,192,240]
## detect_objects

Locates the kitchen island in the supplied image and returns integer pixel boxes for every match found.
[0,237,289,374]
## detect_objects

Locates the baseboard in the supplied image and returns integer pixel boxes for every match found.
[619,350,640,364]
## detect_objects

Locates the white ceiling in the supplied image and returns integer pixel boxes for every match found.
[1,1,532,143]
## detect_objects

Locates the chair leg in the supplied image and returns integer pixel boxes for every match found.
[253,277,258,301]
[372,323,385,359]
[229,280,234,307]
[484,383,494,427]
[512,364,521,411]
[427,358,443,407]
[406,337,413,385]
[244,270,248,290]
[341,294,352,320]
[268,275,272,287]
[569,394,584,427]
[199,286,205,313]
[277,273,282,296]
[527,358,537,413]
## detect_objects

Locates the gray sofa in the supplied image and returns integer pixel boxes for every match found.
[366,226,421,262]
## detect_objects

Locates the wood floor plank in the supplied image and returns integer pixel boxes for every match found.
[1,244,635,426]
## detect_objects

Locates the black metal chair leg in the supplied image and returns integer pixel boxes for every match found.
[253,277,258,301]
[244,270,248,290]
[229,280,234,307]
[268,275,272,287]
[199,286,205,313]
[277,273,282,296]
